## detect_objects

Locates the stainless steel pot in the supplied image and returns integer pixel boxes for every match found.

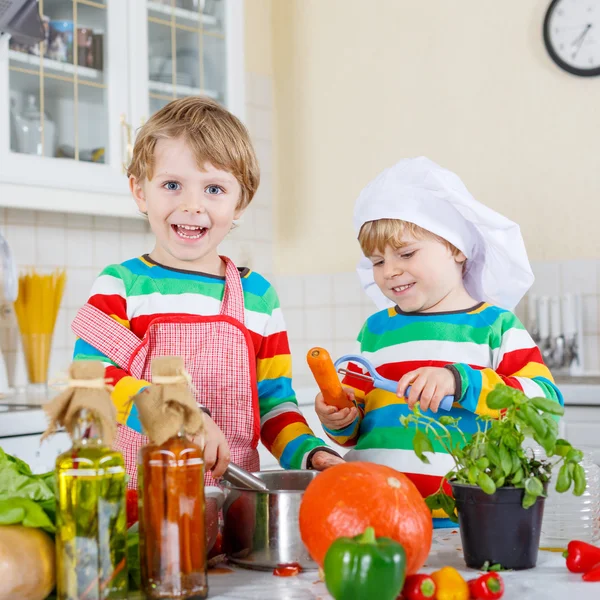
[221,470,318,570]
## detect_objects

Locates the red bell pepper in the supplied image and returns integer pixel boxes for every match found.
[401,574,436,599]
[467,572,504,599]
[126,488,139,529]
[563,541,600,573]
[582,562,600,582]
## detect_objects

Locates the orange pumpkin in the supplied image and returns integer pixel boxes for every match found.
[299,462,433,574]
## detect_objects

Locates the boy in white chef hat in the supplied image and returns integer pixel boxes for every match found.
[315,157,563,527]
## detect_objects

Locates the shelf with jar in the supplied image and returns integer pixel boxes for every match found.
[0,0,245,218]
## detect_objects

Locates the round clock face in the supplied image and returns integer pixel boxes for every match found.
[543,0,600,76]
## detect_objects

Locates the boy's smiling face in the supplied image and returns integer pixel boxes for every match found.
[130,136,243,275]
[369,233,471,313]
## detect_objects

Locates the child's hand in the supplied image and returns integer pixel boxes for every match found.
[310,451,345,471]
[397,367,456,413]
[315,391,358,431]
[196,414,231,478]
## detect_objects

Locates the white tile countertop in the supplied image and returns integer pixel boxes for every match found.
[125,530,599,600]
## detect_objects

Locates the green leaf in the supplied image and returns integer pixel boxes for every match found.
[524,477,544,497]
[468,466,480,485]
[499,445,512,477]
[553,439,572,457]
[413,430,434,464]
[439,493,458,523]
[542,413,559,437]
[486,386,522,409]
[522,493,538,509]
[511,453,521,475]
[425,493,443,512]
[438,416,459,426]
[566,449,584,464]
[555,463,572,493]
[478,472,497,495]
[512,467,524,484]
[476,457,490,470]
[522,405,548,439]
[539,432,556,457]
[127,530,141,591]
[486,442,501,468]
[502,433,518,450]
[0,498,55,533]
[573,464,587,497]
[0,448,55,507]
[530,397,565,416]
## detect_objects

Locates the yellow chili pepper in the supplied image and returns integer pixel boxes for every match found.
[431,566,469,600]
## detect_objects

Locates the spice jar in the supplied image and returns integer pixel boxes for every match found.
[135,356,207,599]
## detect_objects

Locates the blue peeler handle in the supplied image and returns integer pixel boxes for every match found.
[334,354,454,412]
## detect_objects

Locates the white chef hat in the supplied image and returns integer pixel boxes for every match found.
[354,157,534,311]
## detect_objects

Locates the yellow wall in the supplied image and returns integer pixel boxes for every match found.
[272,0,600,274]
[245,0,273,76]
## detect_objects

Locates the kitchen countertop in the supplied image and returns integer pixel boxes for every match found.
[125,530,598,599]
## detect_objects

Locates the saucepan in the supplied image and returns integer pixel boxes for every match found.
[219,465,319,570]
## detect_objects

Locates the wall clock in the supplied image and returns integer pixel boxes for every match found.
[543,0,600,76]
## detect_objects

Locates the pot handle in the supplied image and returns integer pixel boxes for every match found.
[222,463,268,491]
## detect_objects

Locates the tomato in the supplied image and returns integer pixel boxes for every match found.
[273,563,302,577]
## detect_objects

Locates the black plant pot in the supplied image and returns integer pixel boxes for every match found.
[450,482,546,570]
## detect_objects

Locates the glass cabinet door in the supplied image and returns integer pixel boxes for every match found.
[8,0,109,164]
[145,0,226,114]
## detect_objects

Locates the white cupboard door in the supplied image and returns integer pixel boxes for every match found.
[128,0,245,131]
[0,0,131,200]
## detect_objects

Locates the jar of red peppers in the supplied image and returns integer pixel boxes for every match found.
[134,357,207,600]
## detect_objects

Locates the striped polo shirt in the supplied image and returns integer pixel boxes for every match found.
[73,255,328,470]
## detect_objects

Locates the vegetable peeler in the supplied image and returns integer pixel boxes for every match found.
[334,354,454,412]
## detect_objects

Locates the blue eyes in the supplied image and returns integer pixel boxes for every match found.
[162,182,224,195]
[206,185,223,195]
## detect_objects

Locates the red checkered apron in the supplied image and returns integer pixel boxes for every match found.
[72,257,260,489]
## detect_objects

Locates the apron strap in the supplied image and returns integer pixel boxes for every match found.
[220,256,245,323]
[71,303,142,371]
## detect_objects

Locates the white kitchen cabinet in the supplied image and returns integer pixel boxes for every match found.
[562,406,600,453]
[0,0,244,218]
[0,431,70,473]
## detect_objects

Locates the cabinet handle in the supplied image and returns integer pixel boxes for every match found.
[120,114,134,174]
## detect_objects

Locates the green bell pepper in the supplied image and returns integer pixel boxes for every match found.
[323,527,406,600]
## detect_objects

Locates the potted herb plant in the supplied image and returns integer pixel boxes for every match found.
[401,385,586,570]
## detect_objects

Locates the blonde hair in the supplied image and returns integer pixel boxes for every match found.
[358,219,462,257]
[127,96,260,210]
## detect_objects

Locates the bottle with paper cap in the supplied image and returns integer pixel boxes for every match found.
[135,356,207,600]
[44,360,128,599]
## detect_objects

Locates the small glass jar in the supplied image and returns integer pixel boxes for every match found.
[138,432,207,599]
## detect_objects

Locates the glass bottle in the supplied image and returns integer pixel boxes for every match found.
[533,446,600,550]
[138,431,207,599]
[55,409,128,600]
[14,94,57,157]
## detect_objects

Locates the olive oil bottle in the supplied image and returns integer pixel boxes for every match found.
[44,361,128,600]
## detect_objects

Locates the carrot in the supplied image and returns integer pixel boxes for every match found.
[306,348,354,409]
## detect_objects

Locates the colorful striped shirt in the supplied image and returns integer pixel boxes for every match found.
[326,302,562,522]
[73,255,330,470]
